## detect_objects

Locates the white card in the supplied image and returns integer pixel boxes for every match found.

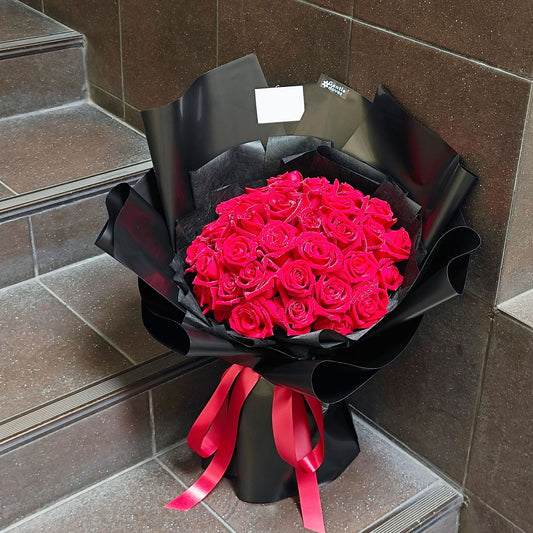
[255,86,305,124]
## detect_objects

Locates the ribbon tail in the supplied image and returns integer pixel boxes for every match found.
[167,365,260,510]
[296,469,325,533]
[272,387,326,533]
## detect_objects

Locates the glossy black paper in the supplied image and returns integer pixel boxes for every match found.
[96,55,480,504]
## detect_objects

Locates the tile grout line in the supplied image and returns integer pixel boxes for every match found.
[155,458,238,533]
[36,278,137,365]
[461,315,495,489]
[0,180,18,195]
[345,17,353,84]
[27,216,39,277]
[148,390,157,456]
[463,491,528,533]
[0,457,155,533]
[117,0,126,120]
[0,253,106,297]
[292,0,533,83]
[215,0,219,67]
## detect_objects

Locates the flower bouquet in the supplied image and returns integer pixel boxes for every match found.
[96,55,480,532]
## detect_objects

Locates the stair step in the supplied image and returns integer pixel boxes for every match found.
[0,102,151,210]
[0,254,170,421]
[0,0,86,117]
[0,0,75,47]
[1,414,462,533]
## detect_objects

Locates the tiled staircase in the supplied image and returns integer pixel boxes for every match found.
[1,1,464,531]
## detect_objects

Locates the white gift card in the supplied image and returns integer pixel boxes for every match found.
[255,86,305,124]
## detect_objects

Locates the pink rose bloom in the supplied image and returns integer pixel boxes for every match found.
[237,260,276,299]
[376,227,411,261]
[231,201,268,237]
[364,197,397,228]
[262,189,303,222]
[297,207,322,232]
[277,259,315,298]
[350,282,389,329]
[229,297,277,338]
[259,220,298,263]
[266,170,303,190]
[282,296,317,336]
[296,232,343,274]
[314,275,352,314]
[377,259,404,291]
[342,251,380,284]
[322,210,364,248]
[221,234,257,268]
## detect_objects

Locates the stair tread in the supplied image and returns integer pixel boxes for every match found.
[3,418,460,533]
[0,0,77,48]
[0,255,167,423]
[0,102,150,200]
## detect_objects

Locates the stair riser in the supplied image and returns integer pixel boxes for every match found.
[0,45,86,118]
[0,189,120,290]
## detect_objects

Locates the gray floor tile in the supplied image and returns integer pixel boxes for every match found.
[40,254,167,363]
[0,280,131,420]
[6,460,232,533]
[160,418,441,533]
[0,102,149,194]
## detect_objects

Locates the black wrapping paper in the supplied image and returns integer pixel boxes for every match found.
[96,55,480,503]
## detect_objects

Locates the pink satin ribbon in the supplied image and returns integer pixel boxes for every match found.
[167,363,326,533]
[272,386,326,533]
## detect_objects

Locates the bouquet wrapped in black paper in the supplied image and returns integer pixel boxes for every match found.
[96,55,480,533]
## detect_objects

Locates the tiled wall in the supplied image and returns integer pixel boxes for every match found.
[20,1,533,531]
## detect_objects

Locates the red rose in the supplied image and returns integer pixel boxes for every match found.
[314,275,352,313]
[262,189,303,222]
[221,234,257,268]
[266,170,303,190]
[259,220,298,262]
[277,259,315,298]
[231,201,268,236]
[188,247,221,282]
[377,259,404,291]
[303,176,334,195]
[199,215,231,245]
[229,297,276,338]
[297,207,322,232]
[364,197,397,228]
[322,190,361,216]
[377,227,411,261]
[296,232,342,274]
[185,236,210,266]
[313,313,355,335]
[236,260,276,299]
[322,210,364,248]
[361,219,385,251]
[213,272,243,306]
[350,282,389,329]
[335,182,367,207]
[342,251,379,284]
[282,297,317,336]
[192,283,214,312]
